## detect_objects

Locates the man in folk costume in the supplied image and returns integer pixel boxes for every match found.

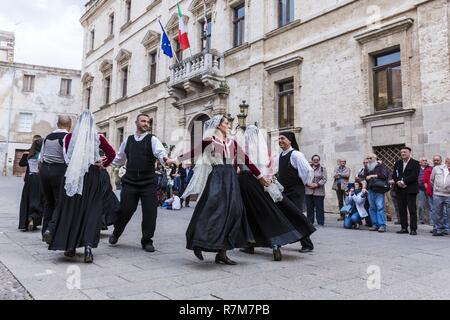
[109,114,176,252]
[40,115,72,243]
[276,132,315,253]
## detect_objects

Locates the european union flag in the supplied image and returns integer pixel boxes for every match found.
[159,20,173,58]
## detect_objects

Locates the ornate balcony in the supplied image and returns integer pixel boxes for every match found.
[168,49,228,104]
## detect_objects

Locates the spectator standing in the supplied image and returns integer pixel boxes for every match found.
[332,159,351,221]
[392,147,421,235]
[305,155,327,226]
[430,156,450,236]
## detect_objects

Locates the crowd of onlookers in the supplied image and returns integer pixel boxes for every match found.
[305,147,450,237]
[113,162,194,211]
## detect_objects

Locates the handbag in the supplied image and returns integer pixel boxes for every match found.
[370,178,390,194]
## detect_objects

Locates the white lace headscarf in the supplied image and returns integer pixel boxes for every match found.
[64,110,100,197]
[181,115,223,199]
[245,125,271,176]
[245,125,283,202]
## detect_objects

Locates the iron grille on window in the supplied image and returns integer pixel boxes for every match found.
[373,144,405,174]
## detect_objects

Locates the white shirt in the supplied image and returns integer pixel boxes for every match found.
[172,196,181,210]
[39,128,69,163]
[403,158,411,172]
[112,132,168,167]
[276,147,314,185]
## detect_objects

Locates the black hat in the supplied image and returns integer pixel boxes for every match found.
[280,131,299,151]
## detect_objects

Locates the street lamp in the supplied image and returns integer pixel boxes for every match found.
[237,100,249,130]
[228,100,250,136]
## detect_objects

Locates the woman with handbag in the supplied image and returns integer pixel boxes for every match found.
[238,126,316,261]
[365,154,390,233]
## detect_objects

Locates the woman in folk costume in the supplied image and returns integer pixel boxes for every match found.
[178,116,270,265]
[238,125,316,261]
[18,136,44,231]
[48,111,118,263]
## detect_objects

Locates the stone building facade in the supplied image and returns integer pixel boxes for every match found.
[81,0,450,210]
[0,32,82,176]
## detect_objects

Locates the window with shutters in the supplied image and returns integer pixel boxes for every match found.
[18,112,33,133]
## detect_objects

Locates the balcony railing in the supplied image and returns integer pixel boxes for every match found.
[168,49,224,88]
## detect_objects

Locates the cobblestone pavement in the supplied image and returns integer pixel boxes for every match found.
[0,261,33,300]
[1,175,450,300]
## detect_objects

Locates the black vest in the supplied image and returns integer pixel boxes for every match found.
[123,134,157,184]
[42,132,67,164]
[278,150,305,190]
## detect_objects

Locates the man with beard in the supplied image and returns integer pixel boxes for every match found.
[109,114,175,252]
[365,153,390,232]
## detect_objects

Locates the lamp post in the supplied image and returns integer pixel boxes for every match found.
[228,100,249,136]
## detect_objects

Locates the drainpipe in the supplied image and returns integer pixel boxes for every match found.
[3,65,16,176]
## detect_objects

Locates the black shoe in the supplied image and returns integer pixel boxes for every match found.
[108,234,119,245]
[42,230,52,244]
[394,221,401,225]
[215,253,237,265]
[433,231,444,236]
[142,243,155,252]
[396,229,409,234]
[64,250,76,258]
[410,230,417,236]
[273,247,282,261]
[299,247,313,253]
[240,247,255,255]
[193,248,204,261]
[84,246,93,263]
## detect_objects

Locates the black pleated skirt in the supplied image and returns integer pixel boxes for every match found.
[186,165,255,252]
[18,174,44,230]
[238,172,315,248]
[49,166,119,251]
[100,170,120,229]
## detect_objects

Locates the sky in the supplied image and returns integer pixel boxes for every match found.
[0,0,85,70]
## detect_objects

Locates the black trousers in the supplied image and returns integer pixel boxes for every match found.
[305,195,325,225]
[284,186,314,250]
[336,189,346,215]
[397,191,418,231]
[40,163,66,235]
[113,183,157,245]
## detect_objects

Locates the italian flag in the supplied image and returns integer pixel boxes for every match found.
[177,3,190,50]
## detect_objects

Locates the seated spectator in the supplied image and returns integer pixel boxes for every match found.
[343,182,369,229]
[163,191,182,211]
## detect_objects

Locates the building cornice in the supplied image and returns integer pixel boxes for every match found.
[0,61,81,75]
[264,57,303,74]
[81,0,109,25]
[354,17,414,44]
[361,108,416,123]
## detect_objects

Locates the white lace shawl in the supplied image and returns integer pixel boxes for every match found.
[64,111,100,197]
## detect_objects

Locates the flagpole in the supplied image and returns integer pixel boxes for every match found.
[158,18,180,64]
